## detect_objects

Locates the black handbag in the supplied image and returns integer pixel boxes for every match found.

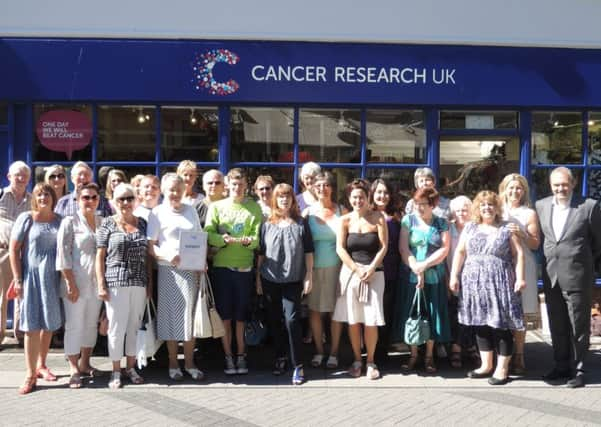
[404,288,431,346]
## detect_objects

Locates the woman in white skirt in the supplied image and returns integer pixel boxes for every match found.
[148,173,204,381]
[499,173,541,375]
[333,179,388,380]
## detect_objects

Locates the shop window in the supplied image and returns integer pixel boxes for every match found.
[33,104,93,162]
[366,110,425,163]
[439,136,519,198]
[532,168,582,201]
[161,106,218,162]
[0,103,7,126]
[365,168,416,213]
[230,108,294,162]
[97,105,156,162]
[440,111,518,130]
[532,112,582,164]
[588,112,601,199]
[247,167,294,196]
[299,109,361,163]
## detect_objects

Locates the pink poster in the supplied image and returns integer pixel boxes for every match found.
[36,110,92,159]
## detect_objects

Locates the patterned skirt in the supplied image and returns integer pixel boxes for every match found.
[157,265,199,341]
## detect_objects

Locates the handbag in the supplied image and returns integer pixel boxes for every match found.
[204,273,225,338]
[193,273,212,338]
[136,299,164,369]
[404,288,431,346]
[245,295,266,346]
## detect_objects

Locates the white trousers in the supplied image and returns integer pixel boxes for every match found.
[62,296,103,356]
[104,287,146,361]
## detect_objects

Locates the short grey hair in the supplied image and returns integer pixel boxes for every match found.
[202,169,224,184]
[8,161,31,176]
[550,166,575,184]
[414,167,436,187]
[112,183,135,200]
[161,172,185,195]
[450,195,472,212]
[299,162,321,178]
[70,161,92,179]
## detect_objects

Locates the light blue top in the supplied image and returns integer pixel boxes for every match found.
[306,204,341,268]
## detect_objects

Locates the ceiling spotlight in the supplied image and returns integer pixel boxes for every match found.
[588,120,595,126]
[137,108,146,124]
[553,120,560,127]
[190,108,198,125]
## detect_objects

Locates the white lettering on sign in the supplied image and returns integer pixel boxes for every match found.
[251,65,456,86]
[42,121,84,139]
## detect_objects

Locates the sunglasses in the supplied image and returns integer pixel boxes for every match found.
[49,173,66,180]
[116,196,135,203]
[207,181,222,185]
[80,195,98,201]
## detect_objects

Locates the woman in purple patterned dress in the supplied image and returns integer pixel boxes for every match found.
[449,191,525,386]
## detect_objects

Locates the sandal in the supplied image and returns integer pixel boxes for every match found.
[366,363,380,380]
[169,367,184,381]
[108,371,122,389]
[69,373,82,389]
[424,356,437,374]
[125,368,144,384]
[80,367,99,378]
[401,355,418,372]
[311,354,324,368]
[348,361,362,378]
[326,355,339,369]
[18,376,37,395]
[272,357,287,376]
[450,351,462,369]
[36,366,57,382]
[185,367,205,381]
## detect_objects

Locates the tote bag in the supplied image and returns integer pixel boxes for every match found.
[404,288,431,346]
[136,299,163,369]
[204,273,225,338]
[193,273,212,338]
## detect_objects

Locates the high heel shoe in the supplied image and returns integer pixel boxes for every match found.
[36,366,57,381]
[18,376,37,395]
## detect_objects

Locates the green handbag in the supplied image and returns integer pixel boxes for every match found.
[404,288,431,346]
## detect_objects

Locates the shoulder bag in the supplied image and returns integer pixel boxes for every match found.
[404,288,431,346]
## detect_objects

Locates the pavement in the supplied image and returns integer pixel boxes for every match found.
[1,331,601,426]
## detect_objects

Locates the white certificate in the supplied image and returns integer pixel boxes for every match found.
[178,230,208,271]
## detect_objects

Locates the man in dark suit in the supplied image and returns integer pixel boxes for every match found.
[536,167,601,388]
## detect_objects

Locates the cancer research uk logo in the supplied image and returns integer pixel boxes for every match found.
[192,49,240,96]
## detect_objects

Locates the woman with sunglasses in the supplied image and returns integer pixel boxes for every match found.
[44,165,68,200]
[9,183,62,395]
[254,175,274,219]
[105,169,128,213]
[57,183,103,388]
[96,183,151,389]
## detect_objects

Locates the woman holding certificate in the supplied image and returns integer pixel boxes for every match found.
[147,173,205,381]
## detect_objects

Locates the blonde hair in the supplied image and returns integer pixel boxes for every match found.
[471,191,502,224]
[43,164,67,197]
[498,173,531,208]
[105,169,128,200]
[176,160,198,176]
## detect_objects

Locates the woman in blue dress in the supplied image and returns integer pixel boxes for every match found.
[399,187,450,374]
[10,183,62,395]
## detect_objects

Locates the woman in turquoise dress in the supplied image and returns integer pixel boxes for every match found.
[399,187,450,374]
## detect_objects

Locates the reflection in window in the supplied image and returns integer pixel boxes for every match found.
[440,136,519,198]
[588,112,601,199]
[366,110,425,163]
[33,104,93,162]
[532,168,582,200]
[97,106,156,162]
[0,103,7,126]
[230,108,294,162]
[532,112,582,164]
[299,109,361,163]
[161,107,218,162]
[440,111,518,130]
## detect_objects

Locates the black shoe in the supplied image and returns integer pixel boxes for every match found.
[567,373,585,388]
[542,368,571,381]
[467,370,492,379]
[272,358,287,376]
[488,376,509,386]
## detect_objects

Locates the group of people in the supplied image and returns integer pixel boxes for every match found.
[0,158,599,395]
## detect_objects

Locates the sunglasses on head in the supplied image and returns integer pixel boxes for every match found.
[49,173,65,180]
[80,194,98,201]
[116,195,135,203]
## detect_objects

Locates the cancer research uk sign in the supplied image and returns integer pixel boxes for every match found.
[191,47,458,103]
[36,110,92,159]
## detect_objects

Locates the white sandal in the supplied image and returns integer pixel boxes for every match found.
[125,368,144,384]
[311,354,324,368]
[185,367,204,381]
[108,371,122,389]
[366,363,380,380]
[326,355,339,369]
[169,368,184,381]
